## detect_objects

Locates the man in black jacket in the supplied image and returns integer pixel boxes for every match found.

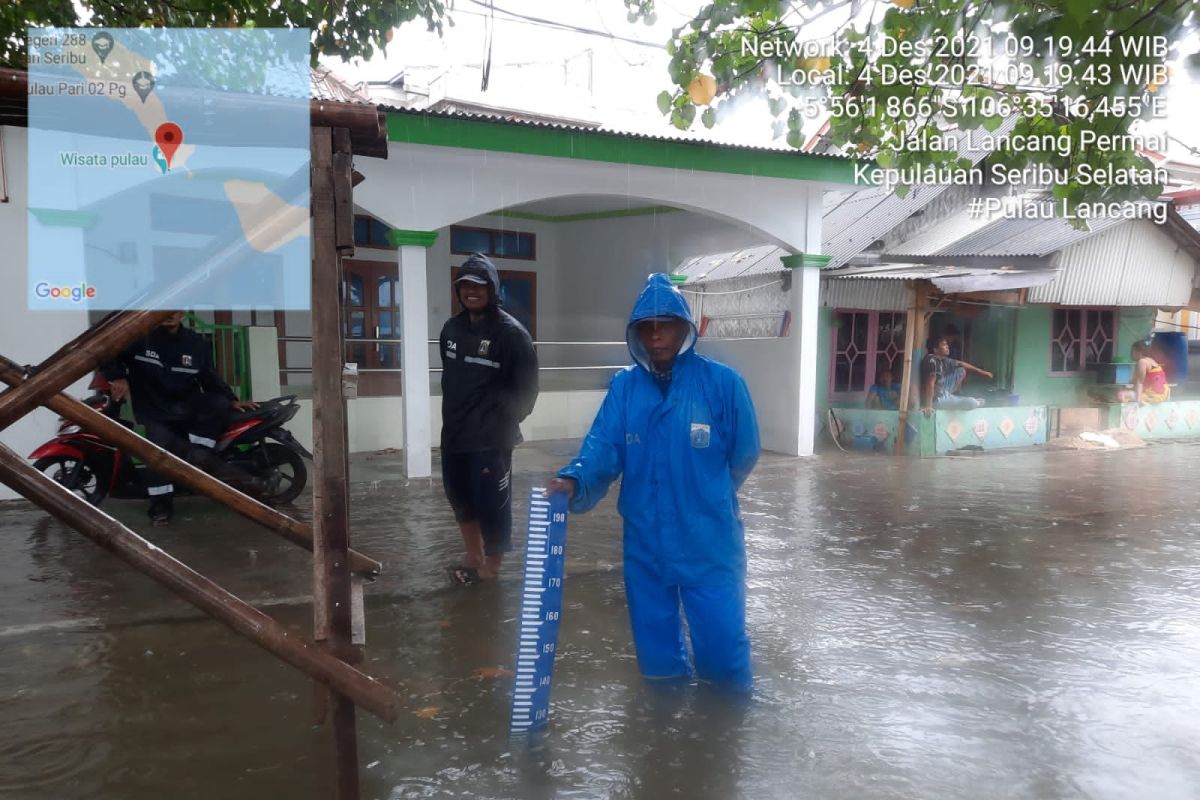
[102,311,262,524]
[440,254,539,584]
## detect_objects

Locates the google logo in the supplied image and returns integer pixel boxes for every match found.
[34,282,96,302]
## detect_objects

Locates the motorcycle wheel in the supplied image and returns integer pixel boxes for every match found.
[258,442,307,505]
[33,456,107,505]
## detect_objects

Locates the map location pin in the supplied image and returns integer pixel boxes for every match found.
[91,32,114,64]
[155,123,183,170]
[131,71,156,103]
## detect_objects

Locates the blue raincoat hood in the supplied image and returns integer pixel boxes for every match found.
[626,274,697,372]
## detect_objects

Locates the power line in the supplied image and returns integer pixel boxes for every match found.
[459,0,666,49]
[1168,133,1200,158]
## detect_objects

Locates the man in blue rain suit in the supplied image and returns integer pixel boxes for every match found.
[546,273,760,693]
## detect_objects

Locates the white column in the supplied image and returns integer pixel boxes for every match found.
[787,193,824,457]
[398,244,432,478]
[793,265,821,457]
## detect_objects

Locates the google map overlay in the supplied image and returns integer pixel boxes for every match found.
[26,29,310,311]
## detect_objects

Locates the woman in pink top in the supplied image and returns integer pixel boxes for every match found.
[1133,340,1170,405]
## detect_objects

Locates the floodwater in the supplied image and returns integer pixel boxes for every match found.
[2,440,1200,799]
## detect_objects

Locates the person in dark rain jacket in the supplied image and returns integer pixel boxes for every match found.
[101,311,262,524]
[546,273,761,693]
[440,253,539,584]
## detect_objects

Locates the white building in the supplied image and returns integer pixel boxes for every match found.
[0,89,854,498]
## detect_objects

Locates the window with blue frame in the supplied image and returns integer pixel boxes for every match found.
[450,225,536,261]
[353,215,393,248]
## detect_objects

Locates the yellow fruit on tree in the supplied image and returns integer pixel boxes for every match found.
[687,74,718,106]
[891,0,915,8]
[1147,66,1172,93]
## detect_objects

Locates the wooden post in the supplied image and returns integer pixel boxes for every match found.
[895,282,928,454]
[0,356,382,576]
[0,443,399,720]
[311,125,360,799]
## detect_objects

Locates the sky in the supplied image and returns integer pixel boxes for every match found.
[329,0,1200,162]
[333,0,785,146]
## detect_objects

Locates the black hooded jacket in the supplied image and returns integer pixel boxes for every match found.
[439,254,539,453]
[101,324,237,422]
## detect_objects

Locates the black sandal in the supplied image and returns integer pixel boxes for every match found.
[446,565,481,585]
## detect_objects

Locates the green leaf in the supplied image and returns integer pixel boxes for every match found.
[702,108,716,129]
[1066,0,1091,24]
[657,90,672,115]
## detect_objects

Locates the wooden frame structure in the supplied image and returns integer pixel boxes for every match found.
[1,67,392,799]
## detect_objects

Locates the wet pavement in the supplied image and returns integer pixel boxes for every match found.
[2,440,1200,799]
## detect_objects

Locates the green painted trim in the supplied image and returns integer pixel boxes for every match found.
[781,253,831,269]
[387,114,857,185]
[387,229,439,248]
[29,208,97,229]
[490,206,682,224]
[668,274,688,285]
[184,314,252,400]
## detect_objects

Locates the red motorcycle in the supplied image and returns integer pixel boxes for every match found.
[29,388,311,507]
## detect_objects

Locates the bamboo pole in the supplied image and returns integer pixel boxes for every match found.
[0,357,382,576]
[0,311,170,432]
[312,125,361,799]
[0,442,399,721]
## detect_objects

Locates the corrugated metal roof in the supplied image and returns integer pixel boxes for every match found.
[825,263,1047,280]
[821,278,907,311]
[882,206,992,256]
[425,98,603,129]
[1029,220,1196,306]
[675,245,786,283]
[382,105,857,163]
[827,264,978,280]
[822,183,951,268]
[821,117,1019,268]
[310,67,375,104]
[825,263,1060,295]
[1180,203,1200,232]
[886,201,1133,258]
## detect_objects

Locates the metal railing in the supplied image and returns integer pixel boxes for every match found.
[186,313,251,399]
[275,337,628,375]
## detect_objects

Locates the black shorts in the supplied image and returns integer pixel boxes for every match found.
[441,449,513,555]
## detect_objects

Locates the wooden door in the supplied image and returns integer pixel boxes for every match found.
[343,260,402,396]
